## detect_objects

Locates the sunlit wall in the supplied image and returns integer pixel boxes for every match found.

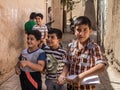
[0,0,46,84]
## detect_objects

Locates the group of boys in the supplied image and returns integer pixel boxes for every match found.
[25,12,48,49]
[15,12,107,90]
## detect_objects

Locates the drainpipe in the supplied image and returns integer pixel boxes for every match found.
[46,0,48,23]
[97,0,107,47]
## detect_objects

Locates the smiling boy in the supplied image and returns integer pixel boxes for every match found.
[32,13,48,49]
[43,28,67,90]
[15,30,46,90]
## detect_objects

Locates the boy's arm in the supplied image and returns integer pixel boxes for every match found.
[15,61,21,75]
[20,60,45,72]
[20,52,46,72]
[78,44,106,79]
[57,63,69,84]
[44,31,48,40]
[72,63,105,87]
[61,63,69,77]
[60,52,69,77]
[78,63,105,80]
[74,44,106,85]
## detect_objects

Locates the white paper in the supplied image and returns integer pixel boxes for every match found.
[81,75,100,85]
[66,75,100,85]
[66,75,77,80]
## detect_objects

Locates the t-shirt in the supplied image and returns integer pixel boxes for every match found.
[44,46,67,80]
[32,24,48,39]
[19,48,46,72]
[25,20,36,33]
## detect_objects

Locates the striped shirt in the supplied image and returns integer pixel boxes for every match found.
[32,24,48,39]
[44,46,67,80]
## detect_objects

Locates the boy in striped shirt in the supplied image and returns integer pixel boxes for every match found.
[44,28,67,90]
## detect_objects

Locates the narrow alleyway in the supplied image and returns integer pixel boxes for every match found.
[0,32,120,90]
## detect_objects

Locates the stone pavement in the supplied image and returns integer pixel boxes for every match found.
[0,63,120,90]
[96,65,120,90]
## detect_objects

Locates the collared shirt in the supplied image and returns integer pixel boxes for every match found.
[67,39,106,75]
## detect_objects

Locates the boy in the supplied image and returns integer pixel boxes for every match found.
[32,13,48,49]
[61,16,106,90]
[24,12,36,34]
[15,30,46,90]
[44,28,67,90]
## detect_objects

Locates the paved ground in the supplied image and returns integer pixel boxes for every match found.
[0,32,120,90]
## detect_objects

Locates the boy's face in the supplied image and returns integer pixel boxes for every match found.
[47,33,60,49]
[74,24,92,44]
[36,16,43,26]
[27,35,40,49]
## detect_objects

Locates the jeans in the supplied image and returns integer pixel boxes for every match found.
[45,79,63,90]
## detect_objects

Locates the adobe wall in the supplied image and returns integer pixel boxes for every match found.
[52,0,63,30]
[67,0,97,30]
[0,0,46,84]
[104,0,120,71]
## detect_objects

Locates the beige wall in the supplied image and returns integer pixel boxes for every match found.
[0,0,46,84]
[52,0,63,31]
[104,0,120,71]
[67,0,97,30]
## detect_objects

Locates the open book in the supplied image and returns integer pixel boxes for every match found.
[66,75,100,85]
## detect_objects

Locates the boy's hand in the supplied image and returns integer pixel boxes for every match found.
[15,66,21,75]
[72,74,84,87]
[20,60,29,68]
[66,78,73,85]
[57,75,66,85]
[72,76,81,87]
[65,75,84,87]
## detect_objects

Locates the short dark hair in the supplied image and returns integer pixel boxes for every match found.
[27,30,41,40]
[48,28,62,39]
[36,13,43,19]
[30,12,36,19]
[74,16,91,29]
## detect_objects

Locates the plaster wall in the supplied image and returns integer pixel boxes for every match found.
[0,0,46,84]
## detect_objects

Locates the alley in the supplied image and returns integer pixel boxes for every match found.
[0,32,120,90]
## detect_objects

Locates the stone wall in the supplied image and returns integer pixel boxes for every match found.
[104,0,120,71]
[0,0,46,84]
